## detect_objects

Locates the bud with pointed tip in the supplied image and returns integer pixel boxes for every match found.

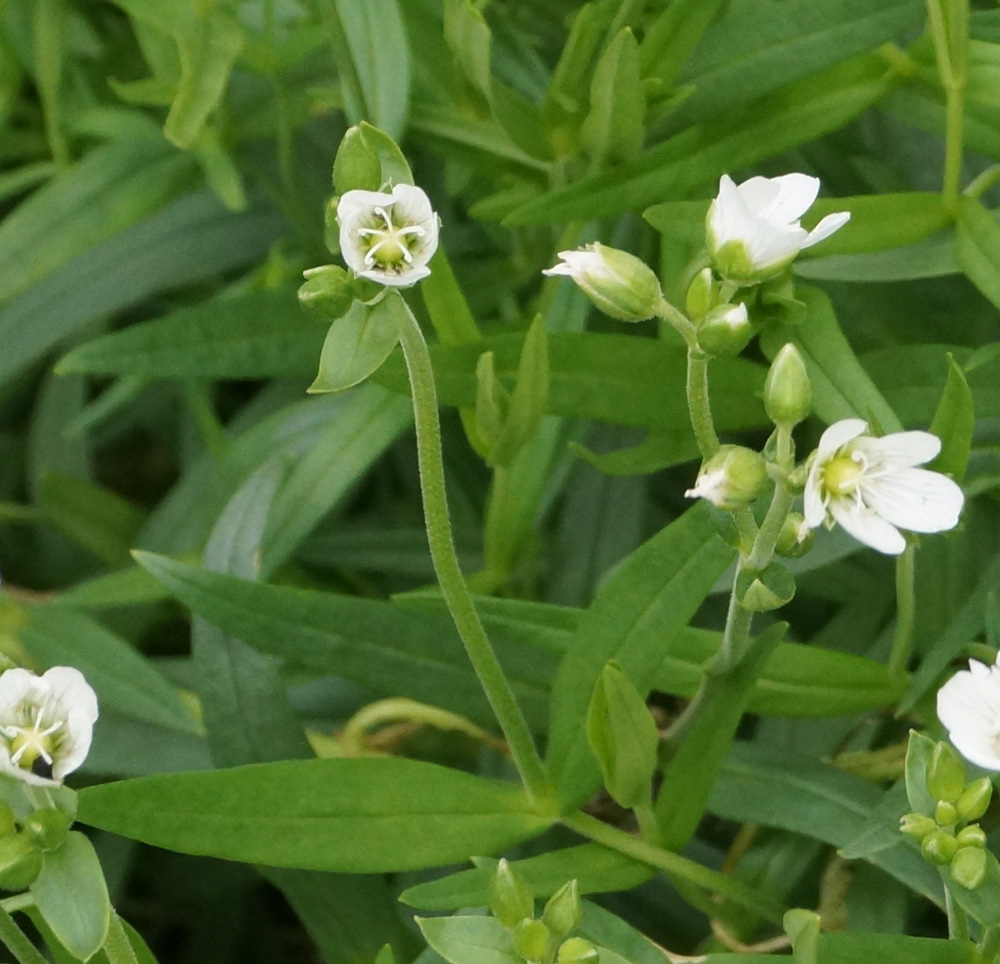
[490,858,534,929]
[928,742,966,804]
[543,880,581,939]
[900,812,937,842]
[951,845,988,889]
[957,777,993,822]
[764,344,812,427]
[697,302,753,357]
[685,445,767,511]
[685,267,717,322]
[544,244,665,322]
[298,265,356,322]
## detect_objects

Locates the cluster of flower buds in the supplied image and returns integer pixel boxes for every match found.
[490,859,598,964]
[0,799,72,890]
[900,741,994,889]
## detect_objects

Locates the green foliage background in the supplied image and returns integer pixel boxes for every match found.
[2,0,1000,961]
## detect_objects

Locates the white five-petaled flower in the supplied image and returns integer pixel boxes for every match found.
[938,653,1000,770]
[0,667,98,786]
[803,418,964,556]
[337,184,439,288]
[706,173,850,284]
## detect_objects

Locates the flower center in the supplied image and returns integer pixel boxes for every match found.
[823,454,864,495]
[2,710,62,777]
[356,206,425,271]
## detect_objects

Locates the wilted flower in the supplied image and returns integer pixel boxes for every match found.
[0,667,98,786]
[803,419,963,555]
[706,174,850,284]
[938,653,1000,770]
[543,243,664,322]
[337,184,439,288]
[685,445,767,510]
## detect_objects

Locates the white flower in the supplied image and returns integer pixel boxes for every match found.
[0,667,98,786]
[803,419,964,556]
[938,653,1000,770]
[337,184,439,288]
[706,173,850,284]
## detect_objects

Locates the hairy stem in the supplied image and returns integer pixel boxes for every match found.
[397,301,553,809]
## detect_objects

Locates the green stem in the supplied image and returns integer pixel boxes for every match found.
[746,473,794,573]
[686,350,720,460]
[634,801,661,845]
[561,811,785,923]
[964,164,1000,200]
[397,304,554,810]
[889,542,917,684]
[0,905,49,964]
[942,77,966,215]
[945,883,970,942]
[980,926,1000,963]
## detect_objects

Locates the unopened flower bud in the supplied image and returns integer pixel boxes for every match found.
[298,265,356,322]
[957,825,987,848]
[697,302,753,357]
[921,829,958,865]
[685,267,717,322]
[900,813,937,842]
[685,445,767,511]
[936,801,958,827]
[735,560,796,612]
[928,742,966,803]
[957,777,993,822]
[490,858,534,929]
[558,938,599,963]
[542,880,581,939]
[23,809,72,852]
[764,344,812,427]
[0,834,43,890]
[775,512,814,558]
[544,244,664,322]
[513,918,550,962]
[950,845,988,889]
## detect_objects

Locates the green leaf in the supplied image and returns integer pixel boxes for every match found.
[20,604,199,734]
[760,286,903,432]
[817,932,977,964]
[506,54,892,225]
[400,845,652,911]
[58,288,321,380]
[332,122,414,194]
[309,296,407,394]
[639,0,726,87]
[956,195,1000,309]
[547,503,735,808]
[30,832,110,962]
[904,729,937,817]
[929,354,974,480]
[417,916,520,964]
[443,0,491,98]
[586,663,659,809]
[77,758,550,871]
[580,28,644,167]
[945,851,1000,928]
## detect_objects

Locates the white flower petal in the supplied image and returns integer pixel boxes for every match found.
[389,183,434,224]
[817,419,868,459]
[745,223,809,274]
[803,460,826,528]
[852,430,940,469]
[336,189,395,225]
[733,176,782,217]
[762,173,820,223]
[828,498,906,554]
[860,467,964,534]
[708,175,756,248]
[802,211,850,249]
[42,666,99,725]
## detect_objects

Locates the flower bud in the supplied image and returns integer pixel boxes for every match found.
[490,858,534,930]
[0,834,43,890]
[956,777,993,822]
[735,561,796,613]
[544,244,664,323]
[542,880,581,940]
[774,512,814,558]
[950,845,988,889]
[23,809,72,852]
[957,825,987,848]
[927,742,966,803]
[764,344,812,427]
[899,813,937,842]
[558,938,599,963]
[697,302,753,357]
[685,267,717,322]
[921,829,958,865]
[935,801,958,827]
[298,265,356,322]
[684,445,767,511]
[513,919,550,962]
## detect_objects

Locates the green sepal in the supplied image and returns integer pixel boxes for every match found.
[736,561,795,612]
[298,265,356,323]
[23,809,73,852]
[308,295,406,394]
[585,663,659,810]
[957,777,993,822]
[374,945,398,964]
[951,845,988,890]
[927,742,966,804]
[513,918,550,961]
[489,858,534,930]
[541,879,581,940]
